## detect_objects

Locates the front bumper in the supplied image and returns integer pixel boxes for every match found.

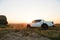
[52,25,55,27]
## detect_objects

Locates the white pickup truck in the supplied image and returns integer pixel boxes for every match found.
[27,19,55,30]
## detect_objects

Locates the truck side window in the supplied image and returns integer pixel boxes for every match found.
[32,20,41,23]
[35,20,41,22]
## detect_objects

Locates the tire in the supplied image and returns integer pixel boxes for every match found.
[41,23,48,30]
[27,24,31,28]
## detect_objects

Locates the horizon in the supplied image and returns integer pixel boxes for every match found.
[0,0,60,24]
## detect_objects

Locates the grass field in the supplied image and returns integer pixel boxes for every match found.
[0,24,60,40]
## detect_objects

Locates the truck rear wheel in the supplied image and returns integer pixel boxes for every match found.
[41,23,48,30]
[27,24,31,28]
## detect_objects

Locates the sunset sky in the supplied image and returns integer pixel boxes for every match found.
[0,0,60,23]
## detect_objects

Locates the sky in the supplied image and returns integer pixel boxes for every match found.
[0,0,60,23]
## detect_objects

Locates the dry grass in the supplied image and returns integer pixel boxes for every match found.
[0,24,60,40]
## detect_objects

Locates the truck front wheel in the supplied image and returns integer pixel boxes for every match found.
[41,23,48,30]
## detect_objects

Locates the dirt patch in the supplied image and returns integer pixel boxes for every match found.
[0,29,50,40]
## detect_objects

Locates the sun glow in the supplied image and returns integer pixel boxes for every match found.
[24,19,33,23]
